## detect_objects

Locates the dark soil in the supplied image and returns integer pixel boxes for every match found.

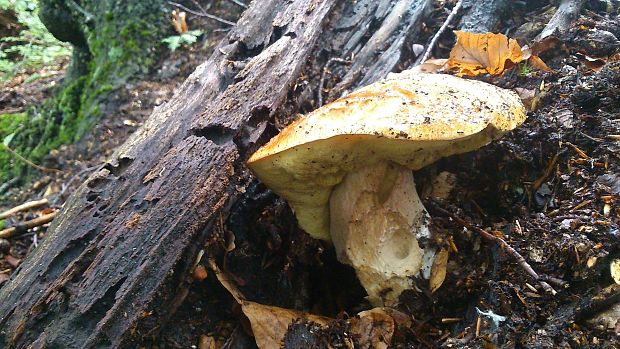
[1,1,619,348]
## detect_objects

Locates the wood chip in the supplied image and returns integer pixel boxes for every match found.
[4,255,20,268]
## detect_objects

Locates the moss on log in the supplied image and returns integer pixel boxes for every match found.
[0,0,169,182]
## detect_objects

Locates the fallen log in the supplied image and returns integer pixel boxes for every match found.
[0,0,432,347]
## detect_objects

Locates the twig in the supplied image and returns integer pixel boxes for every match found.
[0,177,19,194]
[532,153,559,191]
[415,0,463,66]
[430,202,558,295]
[317,57,350,107]
[0,198,48,220]
[207,258,246,303]
[189,0,210,14]
[66,0,95,22]
[0,212,57,239]
[225,0,248,9]
[1,144,63,174]
[167,1,236,26]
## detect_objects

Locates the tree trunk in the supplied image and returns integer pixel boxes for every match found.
[0,0,534,347]
[1,0,169,182]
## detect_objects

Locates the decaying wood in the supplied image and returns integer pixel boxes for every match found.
[537,0,586,40]
[459,0,511,33]
[0,0,432,347]
[326,0,432,101]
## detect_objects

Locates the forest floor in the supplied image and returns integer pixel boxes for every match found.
[1,1,619,348]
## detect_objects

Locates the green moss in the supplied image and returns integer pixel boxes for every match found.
[0,112,28,182]
[1,0,169,183]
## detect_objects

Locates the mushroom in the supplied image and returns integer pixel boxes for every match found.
[248,72,526,305]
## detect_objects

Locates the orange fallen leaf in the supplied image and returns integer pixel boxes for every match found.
[528,55,553,72]
[171,10,188,34]
[192,264,208,280]
[447,31,524,76]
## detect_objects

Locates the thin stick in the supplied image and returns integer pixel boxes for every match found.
[167,1,236,26]
[0,212,57,239]
[0,198,48,220]
[415,0,463,66]
[226,0,248,9]
[318,57,350,107]
[67,0,95,22]
[189,0,210,14]
[2,145,62,174]
[0,177,19,195]
[532,153,558,191]
[430,202,558,295]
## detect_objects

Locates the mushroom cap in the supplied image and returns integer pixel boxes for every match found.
[248,72,526,240]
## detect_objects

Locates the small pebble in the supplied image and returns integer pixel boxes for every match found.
[0,239,10,255]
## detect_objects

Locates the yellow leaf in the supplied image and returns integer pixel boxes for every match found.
[430,248,449,292]
[447,31,525,76]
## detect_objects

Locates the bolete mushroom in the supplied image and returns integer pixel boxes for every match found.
[248,72,526,305]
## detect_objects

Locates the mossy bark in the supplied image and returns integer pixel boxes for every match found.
[0,0,169,182]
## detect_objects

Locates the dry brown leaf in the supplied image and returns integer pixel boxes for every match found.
[350,308,395,349]
[447,31,524,76]
[514,87,536,111]
[242,301,330,349]
[411,58,447,74]
[531,36,565,56]
[171,10,188,34]
[5,255,20,269]
[193,264,208,281]
[209,258,396,349]
[529,55,553,72]
[198,335,219,349]
[430,248,449,292]
[379,308,411,328]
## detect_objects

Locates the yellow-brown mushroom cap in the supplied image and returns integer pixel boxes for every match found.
[248,72,526,240]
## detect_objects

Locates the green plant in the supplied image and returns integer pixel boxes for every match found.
[0,0,71,81]
[517,61,532,77]
[161,29,203,52]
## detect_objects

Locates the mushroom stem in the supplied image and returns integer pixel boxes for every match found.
[330,160,432,306]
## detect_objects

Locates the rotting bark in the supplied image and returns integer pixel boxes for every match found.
[459,0,511,33]
[537,0,586,40]
[325,0,432,102]
[0,0,431,347]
